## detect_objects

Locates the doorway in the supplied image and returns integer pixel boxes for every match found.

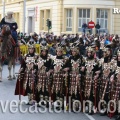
[28,8,35,34]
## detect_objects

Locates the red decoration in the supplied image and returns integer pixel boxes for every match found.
[88,21,95,29]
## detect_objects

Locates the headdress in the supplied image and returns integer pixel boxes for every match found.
[40,44,48,51]
[70,42,79,53]
[28,44,35,49]
[56,43,63,52]
[86,46,96,54]
[7,11,13,15]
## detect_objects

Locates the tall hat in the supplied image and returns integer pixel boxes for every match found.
[28,44,35,49]
[56,43,63,52]
[86,46,96,53]
[102,45,112,57]
[7,11,13,15]
[70,42,79,53]
[40,44,48,51]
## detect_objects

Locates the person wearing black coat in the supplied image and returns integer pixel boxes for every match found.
[82,23,88,34]
[0,11,18,44]
[95,22,101,34]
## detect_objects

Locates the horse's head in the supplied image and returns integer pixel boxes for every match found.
[1,25,11,36]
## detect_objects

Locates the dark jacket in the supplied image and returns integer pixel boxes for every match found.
[0,17,18,43]
[95,24,100,29]
[82,23,87,29]
[0,17,18,30]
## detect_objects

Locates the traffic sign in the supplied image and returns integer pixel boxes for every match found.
[88,21,95,29]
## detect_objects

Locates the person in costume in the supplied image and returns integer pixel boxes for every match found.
[110,50,120,120]
[68,42,85,110]
[15,44,38,105]
[36,44,53,107]
[84,46,101,114]
[51,43,69,108]
[99,46,113,115]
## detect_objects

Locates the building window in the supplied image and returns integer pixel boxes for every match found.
[66,9,72,31]
[96,9,108,29]
[40,10,44,30]
[78,9,90,32]
[46,10,50,19]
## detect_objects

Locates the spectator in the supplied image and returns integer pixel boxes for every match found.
[82,23,87,34]
[104,37,111,46]
[95,22,101,34]
[49,44,56,56]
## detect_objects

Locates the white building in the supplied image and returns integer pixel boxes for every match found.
[0,0,119,35]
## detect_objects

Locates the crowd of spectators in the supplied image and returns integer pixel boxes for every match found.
[17,32,120,58]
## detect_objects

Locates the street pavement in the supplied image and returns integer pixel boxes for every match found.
[0,65,115,120]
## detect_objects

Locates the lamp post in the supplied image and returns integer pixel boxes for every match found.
[23,0,26,34]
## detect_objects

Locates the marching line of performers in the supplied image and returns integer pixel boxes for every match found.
[15,42,120,120]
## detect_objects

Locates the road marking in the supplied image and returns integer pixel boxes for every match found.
[84,113,96,120]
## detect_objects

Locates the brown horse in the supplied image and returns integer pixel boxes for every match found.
[0,25,20,81]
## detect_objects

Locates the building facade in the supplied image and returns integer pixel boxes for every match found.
[114,0,120,34]
[0,0,24,32]
[0,0,119,35]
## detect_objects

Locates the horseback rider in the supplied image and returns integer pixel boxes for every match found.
[0,11,18,45]
[0,11,20,80]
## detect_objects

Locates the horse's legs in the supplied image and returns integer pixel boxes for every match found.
[12,58,16,79]
[8,58,12,80]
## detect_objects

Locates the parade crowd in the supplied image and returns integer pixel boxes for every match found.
[14,32,120,120]
[1,10,120,120]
